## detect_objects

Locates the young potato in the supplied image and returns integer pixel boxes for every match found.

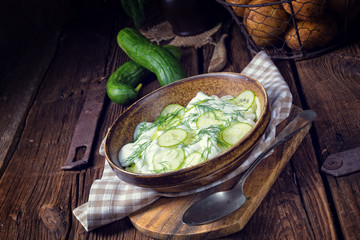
[284,18,338,50]
[244,0,289,38]
[226,0,251,17]
[282,0,326,21]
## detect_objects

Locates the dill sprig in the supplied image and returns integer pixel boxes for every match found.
[202,137,217,160]
[124,141,151,165]
[181,112,199,129]
[134,122,156,141]
[154,110,182,130]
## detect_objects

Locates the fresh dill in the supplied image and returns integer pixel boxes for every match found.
[124,141,151,165]
[134,122,155,142]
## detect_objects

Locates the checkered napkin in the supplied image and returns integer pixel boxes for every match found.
[73,50,293,231]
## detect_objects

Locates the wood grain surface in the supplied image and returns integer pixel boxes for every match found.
[293,44,360,240]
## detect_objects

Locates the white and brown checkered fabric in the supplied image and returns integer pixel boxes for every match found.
[73,50,293,231]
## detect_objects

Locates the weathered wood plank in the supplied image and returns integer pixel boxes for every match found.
[0,11,118,239]
[294,41,360,240]
[0,31,59,171]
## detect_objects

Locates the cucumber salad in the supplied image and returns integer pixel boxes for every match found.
[119,90,261,174]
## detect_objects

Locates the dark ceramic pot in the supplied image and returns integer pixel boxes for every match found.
[161,0,227,36]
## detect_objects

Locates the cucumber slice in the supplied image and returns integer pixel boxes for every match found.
[160,104,185,117]
[157,117,181,131]
[230,90,255,110]
[156,104,184,131]
[183,130,197,145]
[125,162,141,173]
[153,148,185,172]
[196,110,227,129]
[254,96,261,121]
[182,152,205,168]
[221,122,253,145]
[157,128,188,147]
[217,132,232,149]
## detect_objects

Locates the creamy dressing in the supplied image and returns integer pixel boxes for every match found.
[118,91,259,173]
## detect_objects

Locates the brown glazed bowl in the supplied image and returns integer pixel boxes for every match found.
[104,73,270,193]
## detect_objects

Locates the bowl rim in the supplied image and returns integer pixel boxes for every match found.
[104,72,269,178]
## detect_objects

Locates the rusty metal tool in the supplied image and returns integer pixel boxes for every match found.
[321,146,360,177]
[61,78,107,170]
[208,19,232,73]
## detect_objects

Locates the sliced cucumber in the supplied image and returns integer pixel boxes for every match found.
[230,90,255,110]
[221,122,253,145]
[182,130,197,145]
[156,104,184,131]
[125,162,141,173]
[217,132,232,149]
[157,128,188,147]
[157,117,181,131]
[160,104,185,117]
[254,96,261,121]
[152,148,185,172]
[182,152,205,168]
[196,110,227,129]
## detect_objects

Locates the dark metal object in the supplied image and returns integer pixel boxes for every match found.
[321,147,360,177]
[183,110,317,225]
[61,78,107,170]
[208,19,232,72]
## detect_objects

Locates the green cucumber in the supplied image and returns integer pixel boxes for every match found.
[157,117,181,131]
[157,128,188,147]
[182,152,205,168]
[106,82,142,105]
[196,110,227,129]
[221,122,253,145]
[152,148,185,172]
[230,90,255,110]
[254,97,261,121]
[160,104,185,117]
[117,27,186,86]
[107,45,182,104]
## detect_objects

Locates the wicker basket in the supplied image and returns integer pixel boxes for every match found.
[216,0,353,60]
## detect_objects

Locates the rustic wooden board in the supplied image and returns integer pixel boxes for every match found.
[129,106,311,239]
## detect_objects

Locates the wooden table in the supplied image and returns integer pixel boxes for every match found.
[1,2,359,239]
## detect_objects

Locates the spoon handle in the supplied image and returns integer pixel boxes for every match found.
[236,110,317,190]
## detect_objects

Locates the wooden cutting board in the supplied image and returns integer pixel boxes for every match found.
[129,106,310,239]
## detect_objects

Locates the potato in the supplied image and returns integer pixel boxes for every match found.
[244,0,289,38]
[226,0,251,17]
[284,18,338,50]
[282,0,326,21]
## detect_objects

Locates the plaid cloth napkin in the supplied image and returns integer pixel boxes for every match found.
[73,50,293,231]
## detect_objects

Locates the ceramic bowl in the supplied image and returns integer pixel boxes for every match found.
[104,73,270,193]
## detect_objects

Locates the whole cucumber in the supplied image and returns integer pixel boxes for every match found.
[107,45,182,104]
[117,27,186,86]
[107,82,141,105]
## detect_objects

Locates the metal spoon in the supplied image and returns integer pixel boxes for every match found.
[182,110,317,225]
